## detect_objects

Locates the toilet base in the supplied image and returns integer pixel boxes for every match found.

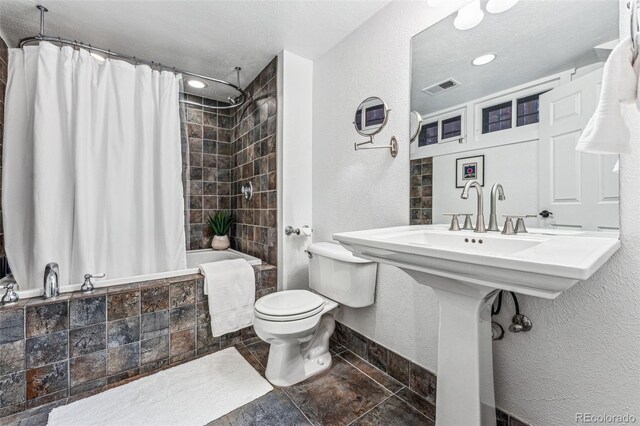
[264,314,335,387]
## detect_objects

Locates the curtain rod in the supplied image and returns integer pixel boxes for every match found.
[18,5,248,111]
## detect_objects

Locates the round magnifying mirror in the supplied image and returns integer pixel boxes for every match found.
[354,97,389,137]
[409,111,423,143]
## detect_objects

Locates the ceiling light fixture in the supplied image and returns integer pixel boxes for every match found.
[90,52,105,62]
[186,79,208,89]
[486,0,520,14]
[454,0,484,31]
[472,53,496,66]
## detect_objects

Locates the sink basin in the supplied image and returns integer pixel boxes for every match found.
[334,224,619,426]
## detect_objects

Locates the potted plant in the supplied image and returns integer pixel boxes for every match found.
[207,211,234,250]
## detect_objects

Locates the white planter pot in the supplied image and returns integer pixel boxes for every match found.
[211,235,230,250]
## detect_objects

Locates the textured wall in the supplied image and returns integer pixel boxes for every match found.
[181,95,233,251]
[312,1,640,425]
[230,57,278,265]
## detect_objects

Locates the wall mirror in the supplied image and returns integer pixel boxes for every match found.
[409,0,620,232]
[354,96,389,136]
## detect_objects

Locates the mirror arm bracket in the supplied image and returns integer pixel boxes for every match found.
[354,135,398,158]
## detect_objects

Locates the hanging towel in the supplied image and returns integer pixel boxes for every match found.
[576,38,639,154]
[200,259,256,337]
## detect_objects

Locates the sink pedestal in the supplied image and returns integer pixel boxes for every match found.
[405,271,499,426]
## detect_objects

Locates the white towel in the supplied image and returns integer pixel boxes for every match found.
[576,38,639,154]
[200,259,256,337]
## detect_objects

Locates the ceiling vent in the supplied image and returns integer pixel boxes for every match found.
[422,78,461,96]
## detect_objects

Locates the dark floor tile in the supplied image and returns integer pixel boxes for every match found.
[0,371,26,407]
[245,341,269,368]
[352,396,433,426]
[284,356,391,425]
[329,339,347,355]
[25,331,68,368]
[25,301,68,338]
[338,352,403,393]
[107,342,140,375]
[170,280,196,308]
[107,290,140,320]
[68,323,106,358]
[107,317,141,348]
[237,344,265,376]
[395,387,436,421]
[14,411,50,426]
[209,389,309,426]
[170,329,195,356]
[409,362,437,403]
[69,295,106,328]
[69,350,106,387]
[497,408,509,426]
[0,309,25,343]
[141,310,169,340]
[141,285,170,313]
[387,350,410,386]
[26,361,67,400]
[0,340,25,375]
[170,304,196,332]
[140,335,169,365]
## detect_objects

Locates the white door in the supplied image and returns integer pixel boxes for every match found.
[538,68,619,231]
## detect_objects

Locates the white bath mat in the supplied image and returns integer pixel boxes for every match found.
[47,347,273,426]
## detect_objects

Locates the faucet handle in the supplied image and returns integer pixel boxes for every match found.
[501,216,516,235]
[461,214,474,230]
[0,276,20,305]
[81,273,105,293]
[443,214,461,231]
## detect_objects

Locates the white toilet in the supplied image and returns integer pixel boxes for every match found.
[253,242,377,387]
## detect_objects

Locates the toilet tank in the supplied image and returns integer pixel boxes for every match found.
[307,242,378,308]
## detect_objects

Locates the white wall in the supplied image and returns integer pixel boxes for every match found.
[311,1,640,425]
[277,50,314,290]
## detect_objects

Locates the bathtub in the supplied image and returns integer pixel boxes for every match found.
[20,248,261,298]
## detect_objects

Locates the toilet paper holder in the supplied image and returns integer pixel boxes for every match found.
[285,225,312,237]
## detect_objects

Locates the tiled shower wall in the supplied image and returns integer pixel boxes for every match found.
[410,157,433,225]
[181,96,233,250]
[0,37,8,258]
[230,57,278,265]
[0,264,276,419]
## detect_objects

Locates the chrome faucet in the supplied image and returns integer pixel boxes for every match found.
[488,184,506,232]
[461,180,486,233]
[43,262,60,299]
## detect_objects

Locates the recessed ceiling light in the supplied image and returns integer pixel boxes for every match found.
[186,79,208,89]
[90,52,105,62]
[472,53,497,66]
[454,0,484,31]
[486,0,520,14]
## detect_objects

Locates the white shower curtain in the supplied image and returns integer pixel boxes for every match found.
[2,41,186,290]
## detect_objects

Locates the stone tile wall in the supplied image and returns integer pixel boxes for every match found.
[0,264,276,419]
[332,322,531,426]
[410,157,433,225]
[230,57,278,265]
[181,96,233,250]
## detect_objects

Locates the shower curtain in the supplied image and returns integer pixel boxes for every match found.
[2,41,186,289]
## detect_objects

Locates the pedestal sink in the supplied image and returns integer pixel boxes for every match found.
[333,225,620,426]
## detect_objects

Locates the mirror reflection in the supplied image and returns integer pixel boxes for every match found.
[354,97,388,136]
[410,0,619,232]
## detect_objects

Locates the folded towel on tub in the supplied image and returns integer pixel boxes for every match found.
[200,259,255,337]
[576,38,639,154]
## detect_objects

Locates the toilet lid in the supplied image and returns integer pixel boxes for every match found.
[255,290,325,317]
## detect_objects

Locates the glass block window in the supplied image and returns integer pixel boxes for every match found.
[418,122,438,147]
[442,115,462,140]
[517,93,542,126]
[482,101,512,134]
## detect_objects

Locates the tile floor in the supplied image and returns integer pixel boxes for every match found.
[4,340,435,426]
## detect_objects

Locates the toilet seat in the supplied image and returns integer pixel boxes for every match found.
[255,290,326,322]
